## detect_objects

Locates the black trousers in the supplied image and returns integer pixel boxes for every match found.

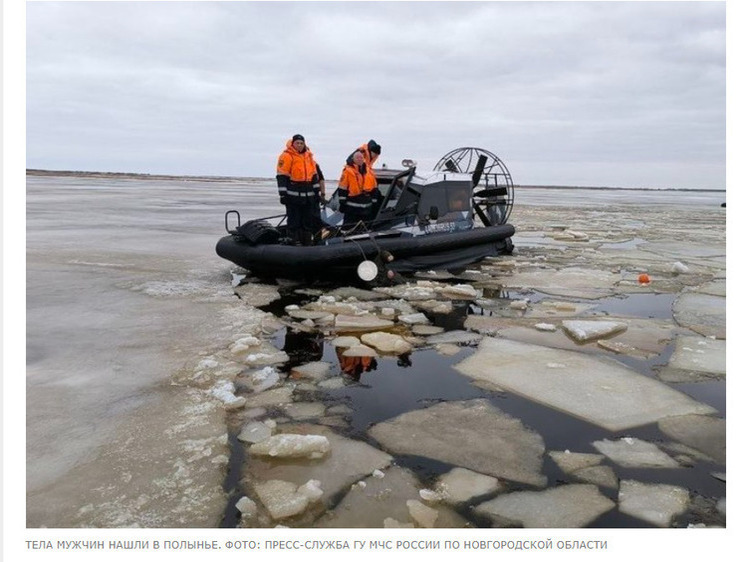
[343,207,372,226]
[286,202,317,245]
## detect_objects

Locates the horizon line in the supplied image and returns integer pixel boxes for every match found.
[25,168,726,192]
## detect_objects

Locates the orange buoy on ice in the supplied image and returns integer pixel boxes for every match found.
[638,273,651,284]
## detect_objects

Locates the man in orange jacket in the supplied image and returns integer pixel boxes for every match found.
[346,139,381,169]
[276,134,325,245]
[338,150,381,226]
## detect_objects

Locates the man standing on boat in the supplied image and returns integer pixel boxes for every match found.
[347,139,381,172]
[338,150,380,226]
[276,134,324,245]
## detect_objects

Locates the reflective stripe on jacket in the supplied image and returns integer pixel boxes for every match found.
[338,163,377,209]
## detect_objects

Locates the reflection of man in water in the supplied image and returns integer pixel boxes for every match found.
[284,330,324,369]
[336,348,377,381]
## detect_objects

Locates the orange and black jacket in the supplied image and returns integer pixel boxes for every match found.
[276,140,323,204]
[346,142,380,170]
[338,162,378,213]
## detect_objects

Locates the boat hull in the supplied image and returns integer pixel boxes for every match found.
[216,224,514,279]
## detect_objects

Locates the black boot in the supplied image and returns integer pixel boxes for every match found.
[287,229,301,246]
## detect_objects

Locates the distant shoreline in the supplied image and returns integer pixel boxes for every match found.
[25,169,725,193]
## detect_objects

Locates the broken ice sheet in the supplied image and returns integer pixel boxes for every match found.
[334,314,394,331]
[618,480,689,527]
[592,438,680,468]
[245,424,392,507]
[672,293,725,338]
[290,361,333,381]
[561,320,628,343]
[368,399,546,487]
[658,335,725,383]
[466,316,674,360]
[282,402,326,421]
[434,467,505,504]
[425,330,483,346]
[658,414,725,465]
[500,267,620,299]
[316,466,469,528]
[252,479,323,520]
[548,451,617,489]
[249,434,330,460]
[474,484,614,528]
[548,451,604,473]
[454,337,715,431]
[360,332,413,354]
[572,465,618,490]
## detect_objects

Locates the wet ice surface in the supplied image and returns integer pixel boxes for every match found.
[26,174,726,528]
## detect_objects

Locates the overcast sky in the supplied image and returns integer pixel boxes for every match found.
[26,1,726,189]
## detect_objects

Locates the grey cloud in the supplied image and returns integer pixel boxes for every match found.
[27,1,725,188]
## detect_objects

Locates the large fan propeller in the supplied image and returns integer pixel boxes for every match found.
[434,147,514,226]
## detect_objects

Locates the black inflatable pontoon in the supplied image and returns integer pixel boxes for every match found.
[216,148,516,281]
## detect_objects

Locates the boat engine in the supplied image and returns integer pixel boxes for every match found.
[434,147,514,226]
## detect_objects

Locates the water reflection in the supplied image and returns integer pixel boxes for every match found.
[282,330,324,368]
[335,349,378,380]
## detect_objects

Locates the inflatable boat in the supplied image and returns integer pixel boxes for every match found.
[216,147,515,281]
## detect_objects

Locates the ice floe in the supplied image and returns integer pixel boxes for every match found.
[658,414,725,464]
[618,480,689,527]
[407,500,439,527]
[435,343,463,356]
[454,337,715,431]
[252,479,323,520]
[229,336,261,354]
[334,314,395,331]
[368,399,546,487]
[342,345,378,357]
[465,320,668,360]
[360,332,413,354]
[411,325,445,336]
[209,381,246,410]
[289,361,333,381]
[434,467,504,504]
[245,425,392,508]
[658,335,725,382]
[283,402,326,420]
[330,336,360,348]
[238,421,273,444]
[500,267,620,299]
[236,496,258,519]
[241,366,280,393]
[561,320,628,343]
[548,451,604,473]
[412,299,453,314]
[592,438,680,468]
[425,330,483,346]
[672,293,725,338]
[245,350,289,367]
[244,387,293,408]
[397,313,430,325]
[317,377,347,390]
[249,434,330,460]
[572,465,618,490]
[474,484,614,528]
[316,466,469,528]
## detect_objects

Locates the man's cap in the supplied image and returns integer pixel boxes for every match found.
[368,140,381,154]
[292,134,305,142]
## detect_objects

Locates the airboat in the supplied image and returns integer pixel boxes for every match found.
[216,147,515,281]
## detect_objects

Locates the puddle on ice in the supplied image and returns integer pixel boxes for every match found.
[222,286,725,528]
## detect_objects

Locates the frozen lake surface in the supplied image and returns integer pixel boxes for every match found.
[25,173,726,528]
